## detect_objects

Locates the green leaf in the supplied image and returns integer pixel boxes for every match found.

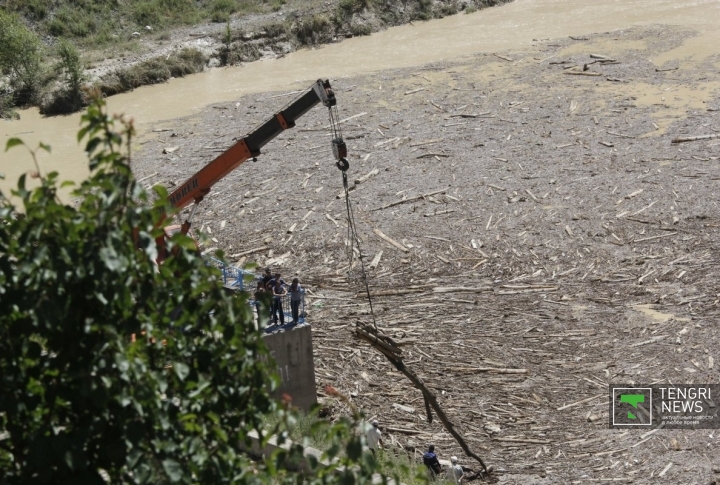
[5,138,24,151]
[38,142,51,153]
[162,459,183,482]
[189,380,211,398]
[173,362,189,381]
[77,125,89,142]
[346,435,362,461]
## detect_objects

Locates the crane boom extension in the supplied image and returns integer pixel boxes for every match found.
[167,80,337,211]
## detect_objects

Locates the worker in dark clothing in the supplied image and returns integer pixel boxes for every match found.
[288,278,305,323]
[271,278,287,326]
[267,272,286,288]
[261,267,273,288]
[423,444,442,480]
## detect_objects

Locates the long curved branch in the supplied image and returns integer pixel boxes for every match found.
[355,323,489,474]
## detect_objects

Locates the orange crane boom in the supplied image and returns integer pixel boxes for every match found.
[156,79,346,261]
[168,79,337,211]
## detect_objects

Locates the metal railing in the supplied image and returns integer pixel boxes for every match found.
[254,293,306,328]
[207,256,253,291]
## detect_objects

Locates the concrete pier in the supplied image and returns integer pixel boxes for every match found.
[262,323,317,411]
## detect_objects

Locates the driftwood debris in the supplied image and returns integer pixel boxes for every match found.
[321,112,367,129]
[416,153,450,159]
[229,246,268,258]
[336,168,379,198]
[556,393,604,411]
[355,322,490,475]
[138,171,158,183]
[368,250,383,269]
[564,71,602,77]
[373,228,410,252]
[371,188,447,211]
[410,138,444,147]
[671,134,720,144]
[355,288,424,298]
[433,286,492,293]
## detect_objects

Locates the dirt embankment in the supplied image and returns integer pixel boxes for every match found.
[133,25,720,484]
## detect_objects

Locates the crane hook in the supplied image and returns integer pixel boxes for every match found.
[336,158,350,172]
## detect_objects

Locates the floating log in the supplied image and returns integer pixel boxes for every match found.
[671,134,720,144]
[372,228,409,252]
[564,71,601,77]
[372,188,447,211]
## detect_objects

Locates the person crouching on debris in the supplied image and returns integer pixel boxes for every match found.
[288,278,305,323]
[447,456,464,484]
[365,419,383,456]
[271,278,287,326]
[423,444,442,480]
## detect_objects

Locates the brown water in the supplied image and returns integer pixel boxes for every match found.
[2,0,719,198]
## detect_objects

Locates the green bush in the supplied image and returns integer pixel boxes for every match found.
[0,10,44,105]
[46,5,98,38]
[41,40,86,115]
[210,0,238,22]
[58,40,84,94]
[414,0,434,20]
[262,20,288,38]
[9,0,53,20]
[337,0,358,19]
[294,14,333,45]
[350,22,373,36]
[437,1,458,17]
[219,22,233,66]
[132,0,200,28]
[0,92,19,120]
[99,48,207,96]
[266,0,286,12]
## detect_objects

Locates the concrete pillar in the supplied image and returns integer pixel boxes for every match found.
[261,324,317,411]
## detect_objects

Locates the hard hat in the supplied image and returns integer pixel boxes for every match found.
[451,456,458,463]
[371,419,379,427]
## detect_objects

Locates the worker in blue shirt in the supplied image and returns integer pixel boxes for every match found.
[423,444,442,480]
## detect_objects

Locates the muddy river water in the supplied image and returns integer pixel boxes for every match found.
[1,0,719,197]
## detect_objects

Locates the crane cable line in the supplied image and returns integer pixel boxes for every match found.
[326,104,378,331]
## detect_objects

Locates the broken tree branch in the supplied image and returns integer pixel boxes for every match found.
[355,322,490,475]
